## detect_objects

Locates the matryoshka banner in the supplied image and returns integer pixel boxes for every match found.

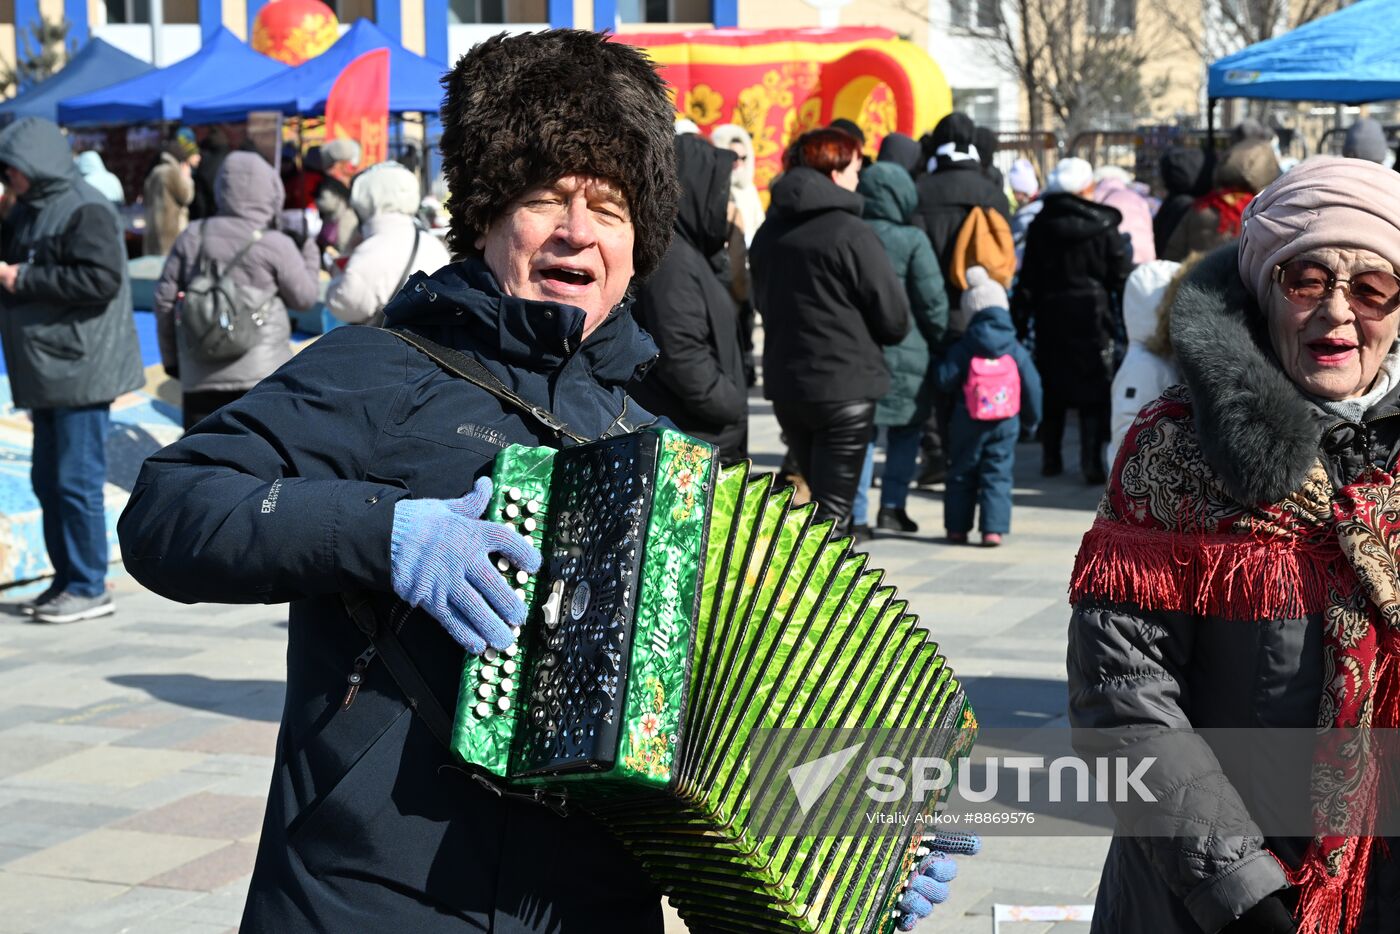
[615,28,952,197]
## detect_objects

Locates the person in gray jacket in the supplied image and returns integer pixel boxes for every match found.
[1069,156,1400,934]
[154,151,320,430]
[0,117,144,623]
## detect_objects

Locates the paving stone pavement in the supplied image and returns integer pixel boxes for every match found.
[0,394,1108,934]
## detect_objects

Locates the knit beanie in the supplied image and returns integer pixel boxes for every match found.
[1007,158,1038,195]
[960,266,1008,320]
[1046,157,1094,195]
[1343,118,1388,163]
[439,29,679,281]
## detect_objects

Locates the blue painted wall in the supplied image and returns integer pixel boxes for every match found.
[375,0,403,40]
[548,0,572,27]
[14,0,41,63]
[246,0,269,40]
[710,0,735,27]
[63,0,89,44]
[593,0,616,32]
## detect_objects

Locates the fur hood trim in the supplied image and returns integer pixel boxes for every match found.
[439,30,679,282]
[1168,242,1327,504]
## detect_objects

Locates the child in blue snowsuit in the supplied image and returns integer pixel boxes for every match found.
[936,267,1042,546]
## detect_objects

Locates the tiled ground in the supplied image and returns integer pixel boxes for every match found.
[0,392,1107,934]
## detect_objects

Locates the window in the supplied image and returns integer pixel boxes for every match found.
[950,0,1000,31]
[1089,0,1134,31]
[952,88,1000,129]
[449,0,505,23]
[618,0,709,23]
[448,0,545,23]
[104,0,150,24]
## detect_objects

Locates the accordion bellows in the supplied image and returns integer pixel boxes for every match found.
[450,428,976,933]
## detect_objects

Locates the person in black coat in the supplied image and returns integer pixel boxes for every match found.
[913,112,1012,311]
[117,32,681,933]
[750,128,910,535]
[1153,145,1205,257]
[1012,158,1134,484]
[630,133,748,459]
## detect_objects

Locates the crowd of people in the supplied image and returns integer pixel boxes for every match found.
[10,23,1400,932]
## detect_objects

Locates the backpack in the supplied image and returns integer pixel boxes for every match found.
[950,206,1016,291]
[176,223,275,363]
[964,354,1021,421]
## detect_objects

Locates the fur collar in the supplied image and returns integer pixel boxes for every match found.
[1168,243,1328,504]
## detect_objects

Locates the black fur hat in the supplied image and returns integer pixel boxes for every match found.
[439,30,679,282]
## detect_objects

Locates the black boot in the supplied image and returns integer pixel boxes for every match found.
[877,507,919,533]
[1042,451,1063,477]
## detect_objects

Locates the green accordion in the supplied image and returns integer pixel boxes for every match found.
[450,427,976,933]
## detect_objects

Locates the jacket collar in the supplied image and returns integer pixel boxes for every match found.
[383,256,657,388]
[1170,243,1400,503]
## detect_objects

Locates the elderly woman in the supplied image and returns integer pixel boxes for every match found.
[119,29,955,934]
[1070,157,1400,934]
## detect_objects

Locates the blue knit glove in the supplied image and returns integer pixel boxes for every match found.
[896,832,981,931]
[389,476,542,655]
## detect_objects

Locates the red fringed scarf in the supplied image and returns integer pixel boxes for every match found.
[1071,386,1400,934]
[1196,188,1255,236]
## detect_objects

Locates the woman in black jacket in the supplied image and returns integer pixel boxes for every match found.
[750,128,910,535]
[631,133,748,459]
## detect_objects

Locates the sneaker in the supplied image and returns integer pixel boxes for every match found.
[850,524,873,545]
[33,591,114,624]
[946,532,969,544]
[20,584,63,616]
[1042,455,1064,477]
[876,507,919,534]
[982,532,1003,547]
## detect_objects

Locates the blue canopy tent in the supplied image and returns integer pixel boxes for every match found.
[181,19,448,124]
[56,28,286,125]
[1208,0,1400,104]
[0,39,153,125]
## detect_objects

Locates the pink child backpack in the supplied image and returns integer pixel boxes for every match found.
[964,355,1021,421]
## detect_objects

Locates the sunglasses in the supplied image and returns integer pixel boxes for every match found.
[1273,259,1400,319]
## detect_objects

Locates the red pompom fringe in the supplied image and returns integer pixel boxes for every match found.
[1069,518,1343,621]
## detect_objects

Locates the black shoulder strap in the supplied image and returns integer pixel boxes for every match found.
[342,590,454,749]
[384,326,592,444]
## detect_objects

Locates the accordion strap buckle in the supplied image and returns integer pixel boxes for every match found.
[469,772,570,817]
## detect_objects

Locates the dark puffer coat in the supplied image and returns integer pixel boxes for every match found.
[0,116,144,410]
[912,158,1011,309]
[857,162,948,428]
[1012,193,1133,406]
[1070,245,1400,934]
[1152,146,1205,257]
[630,133,747,459]
[118,258,666,933]
[749,166,910,403]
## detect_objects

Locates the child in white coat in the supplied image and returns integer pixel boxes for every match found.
[1107,259,1182,468]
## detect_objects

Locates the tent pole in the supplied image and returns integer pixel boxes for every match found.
[1207,97,1217,155]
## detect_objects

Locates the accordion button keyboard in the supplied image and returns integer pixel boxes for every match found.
[475,702,491,717]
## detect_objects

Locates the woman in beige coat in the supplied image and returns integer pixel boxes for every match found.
[142,137,197,255]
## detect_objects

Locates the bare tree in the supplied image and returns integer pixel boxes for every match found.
[0,17,77,97]
[1158,0,1348,61]
[905,0,1166,140]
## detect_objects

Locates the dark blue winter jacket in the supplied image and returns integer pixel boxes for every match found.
[935,304,1043,429]
[117,257,665,933]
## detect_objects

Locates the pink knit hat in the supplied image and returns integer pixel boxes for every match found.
[1237,155,1400,301]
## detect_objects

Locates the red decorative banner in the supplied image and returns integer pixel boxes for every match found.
[324,48,389,171]
[615,28,952,199]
